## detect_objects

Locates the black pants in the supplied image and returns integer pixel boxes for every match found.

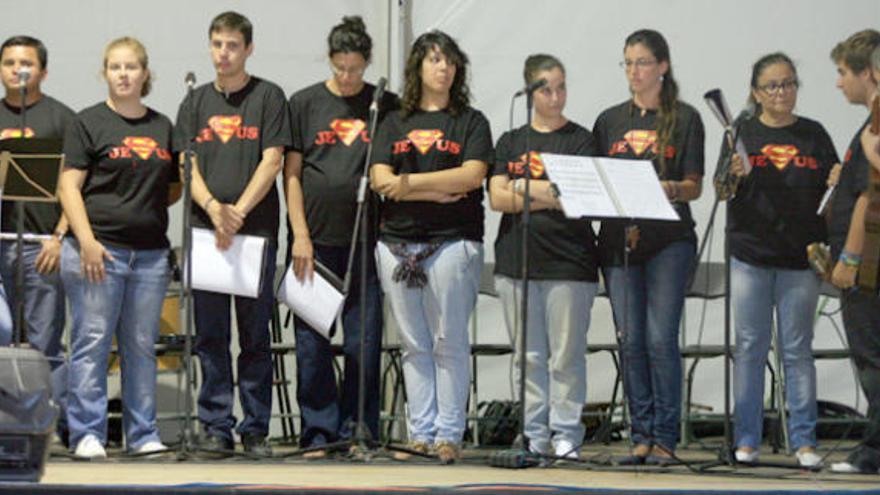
[841,288,880,471]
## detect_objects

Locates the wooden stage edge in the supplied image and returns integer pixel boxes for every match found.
[18,446,880,493]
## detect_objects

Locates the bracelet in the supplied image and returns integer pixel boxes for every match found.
[840,250,862,267]
[53,230,65,242]
[203,197,215,211]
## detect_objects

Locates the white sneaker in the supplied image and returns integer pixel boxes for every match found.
[735,449,759,463]
[74,434,107,459]
[553,439,579,460]
[830,461,878,474]
[133,440,168,455]
[796,450,823,468]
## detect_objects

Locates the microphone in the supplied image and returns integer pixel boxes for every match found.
[18,67,32,88]
[370,77,388,112]
[730,106,754,132]
[514,78,547,97]
[185,71,196,89]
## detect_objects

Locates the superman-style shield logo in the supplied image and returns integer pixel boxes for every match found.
[0,127,35,139]
[208,115,242,144]
[624,130,657,156]
[517,152,545,178]
[330,119,366,146]
[122,137,159,160]
[761,144,799,171]
[407,129,444,155]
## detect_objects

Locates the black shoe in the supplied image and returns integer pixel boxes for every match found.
[199,434,234,459]
[242,434,273,457]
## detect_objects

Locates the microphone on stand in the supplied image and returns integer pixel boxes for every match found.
[513,78,547,98]
[185,71,197,89]
[370,77,388,112]
[17,67,32,89]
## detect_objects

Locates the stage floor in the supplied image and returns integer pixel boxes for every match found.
[13,443,880,494]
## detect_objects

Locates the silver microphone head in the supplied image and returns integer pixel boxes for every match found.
[18,67,32,87]
[185,71,196,88]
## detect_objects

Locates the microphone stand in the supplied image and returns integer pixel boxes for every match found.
[13,79,28,345]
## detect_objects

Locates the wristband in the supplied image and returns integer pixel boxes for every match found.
[840,250,862,267]
[203,197,215,211]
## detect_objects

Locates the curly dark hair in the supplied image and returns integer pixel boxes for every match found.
[328,15,372,62]
[400,30,470,118]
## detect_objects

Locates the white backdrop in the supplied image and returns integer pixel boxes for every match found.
[7,0,879,436]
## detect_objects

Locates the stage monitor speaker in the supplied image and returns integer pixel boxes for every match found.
[0,346,57,482]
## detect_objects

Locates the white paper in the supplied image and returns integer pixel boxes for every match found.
[735,138,751,174]
[542,154,680,221]
[191,228,266,298]
[277,265,344,339]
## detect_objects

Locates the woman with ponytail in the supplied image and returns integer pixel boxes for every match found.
[593,29,704,464]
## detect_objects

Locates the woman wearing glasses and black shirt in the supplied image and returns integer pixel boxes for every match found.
[726,53,837,468]
[593,29,704,464]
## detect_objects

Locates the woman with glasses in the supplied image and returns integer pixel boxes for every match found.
[593,29,704,464]
[726,52,837,467]
[371,30,491,464]
[285,16,398,457]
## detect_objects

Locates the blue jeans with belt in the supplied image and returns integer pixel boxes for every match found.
[60,238,168,450]
[603,240,694,452]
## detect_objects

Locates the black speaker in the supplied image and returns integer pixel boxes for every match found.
[0,346,57,482]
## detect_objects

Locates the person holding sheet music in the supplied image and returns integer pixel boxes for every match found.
[370,30,491,464]
[593,29,704,464]
[173,11,290,458]
[488,54,599,460]
[0,38,74,426]
[724,53,836,467]
[58,37,178,459]
[285,16,398,457]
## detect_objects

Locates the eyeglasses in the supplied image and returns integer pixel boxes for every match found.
[757,78,799,95]
[330,64,365,77]
[619,58,657,70]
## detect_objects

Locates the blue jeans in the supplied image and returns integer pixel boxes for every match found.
[60,239,168,450]
[495,276,597,452]
[731,257,819,451]
[376,239,482,445]
[1,241,67,435]
[294,243,383,447]
[193,243,276,440]
[603,239,694,452]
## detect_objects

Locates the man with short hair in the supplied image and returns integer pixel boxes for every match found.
[828,28,880,475]
[0,35,73,444]
[174,11,290,457]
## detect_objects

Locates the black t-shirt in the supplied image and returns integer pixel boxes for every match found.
[174,77,291,240]
[288,81,399,247]
[727,117,837,269]
[593,100,705,265]
[0,96,75,234]
[63,103,176,250]
[371,107,493,243]
[829,118,871,261]
[492,121,600,281]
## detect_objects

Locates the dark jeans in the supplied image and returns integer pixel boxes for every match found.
[294,243,383,448]
[841,288,880,471]
[193,243,277,440]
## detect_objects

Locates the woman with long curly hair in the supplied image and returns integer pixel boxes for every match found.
[370,30,492,464]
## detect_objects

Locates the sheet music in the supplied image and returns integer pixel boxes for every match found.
[191,228,266,298]
[542,154,679,221]
[735,138,751,174]
[277,262,345,339]
[540,153,618,218]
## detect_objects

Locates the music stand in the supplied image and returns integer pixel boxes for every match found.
[0,138,64,345]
